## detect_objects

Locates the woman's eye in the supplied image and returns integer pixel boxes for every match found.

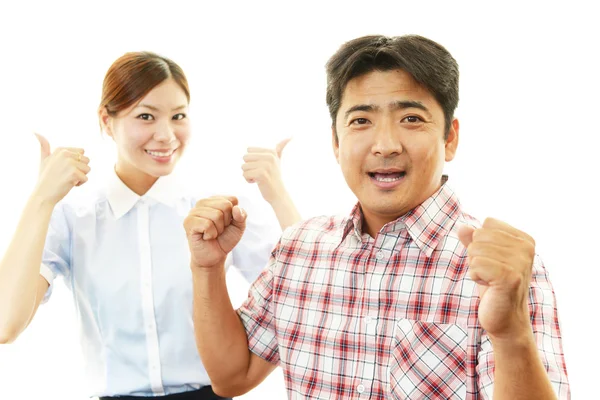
[137,113,154,121]
[173,113,187,120]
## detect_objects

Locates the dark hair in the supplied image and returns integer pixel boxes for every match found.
[99,51,190,117]
[326,34,459,140]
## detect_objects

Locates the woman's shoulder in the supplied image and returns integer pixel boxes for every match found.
[56,174,109,216]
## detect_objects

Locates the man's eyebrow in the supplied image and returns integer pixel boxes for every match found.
[390,100,432,117]
[344,104,380,119]
[344,101,432,120]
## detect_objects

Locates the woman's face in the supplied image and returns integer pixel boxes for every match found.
[101,78,190,185]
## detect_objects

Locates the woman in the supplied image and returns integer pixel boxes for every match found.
[0,52,300,399]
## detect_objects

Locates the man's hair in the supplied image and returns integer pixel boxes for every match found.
[326,34,459,140]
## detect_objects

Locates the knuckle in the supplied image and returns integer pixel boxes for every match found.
[528,236,536,248]
[482,217,494,228]
[526,243,535,258]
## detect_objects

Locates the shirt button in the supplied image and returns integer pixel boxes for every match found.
[376,251,384,260]
[364,316,373,324]
[357,384,365,393]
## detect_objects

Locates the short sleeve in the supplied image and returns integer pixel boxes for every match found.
[476,255,571,399]
[40,202,72,303]
[236,242,280,364]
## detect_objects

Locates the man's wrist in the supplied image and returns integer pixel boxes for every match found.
[489,325,536,355]
[190,261,226,274]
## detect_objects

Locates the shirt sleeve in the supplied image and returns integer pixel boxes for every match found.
[476,255,571,399]
[236,241,280,365]
[231,194,281,282]
[39,202,72,304]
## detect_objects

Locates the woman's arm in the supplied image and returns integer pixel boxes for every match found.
[0,134,89,343]
[0,195,54,343]
[241,138,302,230]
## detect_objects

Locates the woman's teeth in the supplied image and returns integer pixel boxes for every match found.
[146,149,174,157]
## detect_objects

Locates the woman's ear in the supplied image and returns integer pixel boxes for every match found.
[99,107,113,138]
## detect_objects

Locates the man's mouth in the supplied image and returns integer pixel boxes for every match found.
[368,171,406,182]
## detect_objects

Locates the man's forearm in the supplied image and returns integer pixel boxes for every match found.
[492,330,557,400]
[191,264,252,387]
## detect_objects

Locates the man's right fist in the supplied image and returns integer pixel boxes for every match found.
[184,196,247,268]
[34,133,91,205]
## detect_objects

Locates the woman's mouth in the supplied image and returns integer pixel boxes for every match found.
[145,148,177,163]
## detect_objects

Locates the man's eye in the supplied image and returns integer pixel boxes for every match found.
[402,116,423,123]
[351,118,369,125]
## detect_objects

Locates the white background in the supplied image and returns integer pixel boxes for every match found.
[0,1,598,398]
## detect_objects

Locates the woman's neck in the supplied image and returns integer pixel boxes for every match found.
[114,162,158,196]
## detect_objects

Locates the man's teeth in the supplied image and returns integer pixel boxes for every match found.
[146,150,174,157]
[372,172,404,182]
[375,176,400,182]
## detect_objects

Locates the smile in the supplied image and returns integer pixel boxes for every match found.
[145,149,175,157]
[368,172,406,182]
[367,170,407,189]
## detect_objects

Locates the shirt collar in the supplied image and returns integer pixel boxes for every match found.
[106,168,186,219]
[342,176,461,257]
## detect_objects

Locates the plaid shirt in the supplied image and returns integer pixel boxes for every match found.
[237,183,570,399]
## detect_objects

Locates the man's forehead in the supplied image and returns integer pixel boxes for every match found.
[339,71,432,112]
[343,70,425,99]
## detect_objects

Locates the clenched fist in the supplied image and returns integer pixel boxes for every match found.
[184,196,247,268]
[459,218,536,339]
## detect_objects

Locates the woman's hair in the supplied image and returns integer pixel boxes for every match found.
[99,51,190,117]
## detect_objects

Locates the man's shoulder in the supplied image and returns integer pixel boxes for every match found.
[280,214,347,245]
[456,210,481,230]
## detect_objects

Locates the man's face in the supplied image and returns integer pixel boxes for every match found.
[333,69,459,235]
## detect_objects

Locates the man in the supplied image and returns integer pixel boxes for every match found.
[184,35,570,399]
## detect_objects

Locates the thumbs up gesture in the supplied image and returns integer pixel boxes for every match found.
[241,138,292,204]
[458,218,536,340]
[33,133,91,206]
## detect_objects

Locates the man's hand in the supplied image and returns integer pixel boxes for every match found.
[184,196,247,268]
[458,218,535,340]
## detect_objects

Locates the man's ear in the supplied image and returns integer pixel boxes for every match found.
[332,126,340,164]
[444,118,459,162]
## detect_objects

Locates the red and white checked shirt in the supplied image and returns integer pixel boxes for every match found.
[237,183,570,399]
